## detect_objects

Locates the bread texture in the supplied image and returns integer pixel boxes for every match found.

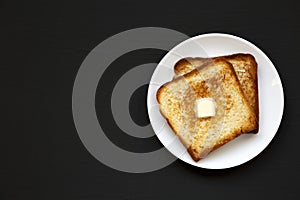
[157,59,257,161]
[174,53,259,133]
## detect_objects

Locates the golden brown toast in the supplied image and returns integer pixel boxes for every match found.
[157,59,257,161]
[174,53,259,133]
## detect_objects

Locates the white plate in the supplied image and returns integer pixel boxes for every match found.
[147,33,284,169]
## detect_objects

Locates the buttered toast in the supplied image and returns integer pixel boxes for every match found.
[157,59,257,161]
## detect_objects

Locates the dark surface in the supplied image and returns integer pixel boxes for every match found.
[96,49,164,153]
[2,0,300,199]
[129,84,150,127]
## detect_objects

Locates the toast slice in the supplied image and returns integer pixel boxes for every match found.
[174,54,259,133]
[157,59,257,161]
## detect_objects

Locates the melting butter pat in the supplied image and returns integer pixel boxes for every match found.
[194,98,216,118]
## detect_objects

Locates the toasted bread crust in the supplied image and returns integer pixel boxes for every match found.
[157,59,257,161]
[174,53,259,133]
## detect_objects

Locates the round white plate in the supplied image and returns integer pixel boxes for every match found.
[147,33,284,169]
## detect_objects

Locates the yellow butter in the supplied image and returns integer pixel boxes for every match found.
[194,98,216,118]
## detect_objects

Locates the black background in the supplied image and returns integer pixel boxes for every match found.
[2,0,300,199]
